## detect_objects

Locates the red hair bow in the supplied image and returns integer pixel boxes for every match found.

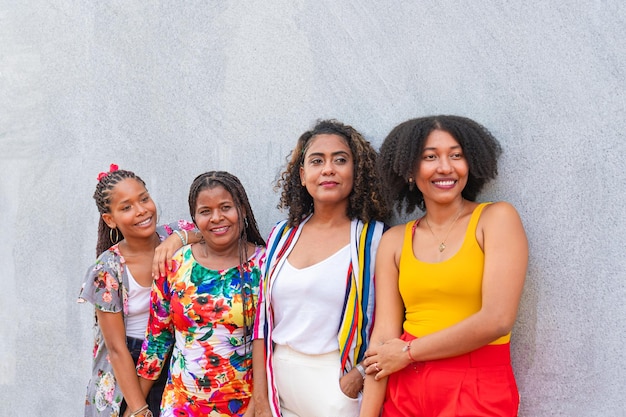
[97,163,119,181]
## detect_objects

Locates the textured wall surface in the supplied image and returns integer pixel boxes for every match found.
[1,1,624,416]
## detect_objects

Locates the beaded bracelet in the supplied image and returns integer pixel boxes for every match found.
[173,229,187,246]
[402,339,417,362]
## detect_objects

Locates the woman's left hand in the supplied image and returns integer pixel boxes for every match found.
[363,338,412,380]
[339,368,364,398]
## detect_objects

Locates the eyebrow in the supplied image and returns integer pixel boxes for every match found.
[116,191,149,205]
[196,199,234,209]
[422,145,462,151]
[306,150,351,158]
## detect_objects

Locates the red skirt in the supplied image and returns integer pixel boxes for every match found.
[382,333,519,417]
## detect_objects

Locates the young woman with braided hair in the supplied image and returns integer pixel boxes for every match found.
[136,171,266,417]
[78,164,200,417]
[359,116,528,417]
[252,120,389,417]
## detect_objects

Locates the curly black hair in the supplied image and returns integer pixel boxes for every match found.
[276,119,389,227]
[378,115,502,213]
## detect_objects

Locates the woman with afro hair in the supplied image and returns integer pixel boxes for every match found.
[360,115,528,417]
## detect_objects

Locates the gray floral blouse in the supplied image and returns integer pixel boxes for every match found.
[77,222,193,416]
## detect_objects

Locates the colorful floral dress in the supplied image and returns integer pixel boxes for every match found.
[137,245,264,417]
[78,221,194,417]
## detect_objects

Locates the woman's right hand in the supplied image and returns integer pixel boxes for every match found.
[339,367,364,398]
[152,233,184,278]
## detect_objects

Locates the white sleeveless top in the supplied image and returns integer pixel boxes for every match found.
[271,245,350,354]
[125,268,152,339]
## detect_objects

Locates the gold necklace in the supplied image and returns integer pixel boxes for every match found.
[424,201,465,252]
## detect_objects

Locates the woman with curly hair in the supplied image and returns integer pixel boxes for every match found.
[252,119,389,417]
[360,115,528,417]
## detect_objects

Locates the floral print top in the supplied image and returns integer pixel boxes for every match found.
[78,221,194,417]
[137,244,264,417]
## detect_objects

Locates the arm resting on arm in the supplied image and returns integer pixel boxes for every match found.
[152,223,202,278]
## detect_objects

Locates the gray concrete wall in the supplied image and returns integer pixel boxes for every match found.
[1,1,624,416]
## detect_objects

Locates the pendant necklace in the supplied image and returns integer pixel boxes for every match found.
[424,200,465,252]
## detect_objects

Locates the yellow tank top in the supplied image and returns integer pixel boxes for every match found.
[398,202,510,345]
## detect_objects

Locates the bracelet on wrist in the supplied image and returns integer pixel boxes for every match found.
[355,362,366,379]
[173,229,187,246]
[129,404,153,417]
[402,339,417,363]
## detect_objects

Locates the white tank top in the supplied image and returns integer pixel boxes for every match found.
[271,245,350,354]
[125,268,152,339]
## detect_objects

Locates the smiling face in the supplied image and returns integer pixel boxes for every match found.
[101,178,157,241]
[299,133,354,209]
[414,129,469,205]
[193,185,242,253]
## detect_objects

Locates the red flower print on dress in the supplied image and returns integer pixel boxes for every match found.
[137,357,161,379]
[190,296,231,327]
[171,295,197,331]
[200,349,235,391]
[172,280,196,307]
[210,379,249,415]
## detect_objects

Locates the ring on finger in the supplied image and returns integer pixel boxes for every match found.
[374,363,381,372]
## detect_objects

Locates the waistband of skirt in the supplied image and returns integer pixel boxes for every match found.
[401,332,511,368]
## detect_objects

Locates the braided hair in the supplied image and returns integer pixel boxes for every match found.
[188,171,265,344]
[378,115,502,214]
[276,119,389,227]
[93,167,147,257]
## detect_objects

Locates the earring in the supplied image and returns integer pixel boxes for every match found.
[244,217,249,228]
[109,227,120,244]
[408,178,415,191]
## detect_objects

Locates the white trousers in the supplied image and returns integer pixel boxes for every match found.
[273,345,360,417]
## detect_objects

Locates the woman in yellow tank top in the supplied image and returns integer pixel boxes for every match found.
[359,116,528,417]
